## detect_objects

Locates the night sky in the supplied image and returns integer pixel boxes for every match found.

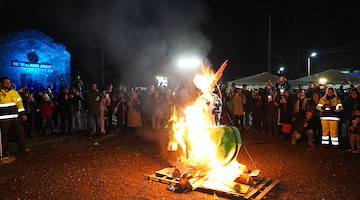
[1,0,360,88]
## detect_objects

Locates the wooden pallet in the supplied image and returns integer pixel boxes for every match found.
[145,173,279,199]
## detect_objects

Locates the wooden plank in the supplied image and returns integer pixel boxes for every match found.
[243,178,271,199]
[146,173,278,200]
[254,180,279,200]
[145,174,180,184]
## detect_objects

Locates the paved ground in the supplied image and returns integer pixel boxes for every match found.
[1,125,360,200]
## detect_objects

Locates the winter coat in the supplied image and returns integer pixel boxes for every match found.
[343,96,360,121]
[57,93,73,114]
[127,98,142,127]
[85,89,102,116]
[40,101,54,116]
[232,93,247,115]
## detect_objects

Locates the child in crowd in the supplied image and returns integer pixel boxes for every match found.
[347,107,360,153]
[39,93,56,134]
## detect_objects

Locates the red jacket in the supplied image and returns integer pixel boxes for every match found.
[40,101,54,116]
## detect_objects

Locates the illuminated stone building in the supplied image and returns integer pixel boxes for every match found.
[0,29,71,93]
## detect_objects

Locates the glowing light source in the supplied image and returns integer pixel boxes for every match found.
[177,57,201,69]
[319,78,327,84]
[307,52,317,76]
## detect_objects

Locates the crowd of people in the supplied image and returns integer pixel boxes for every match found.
[1,74,360,159]
[224,76,360,153]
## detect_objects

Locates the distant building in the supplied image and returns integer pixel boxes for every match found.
[0,29,71,93]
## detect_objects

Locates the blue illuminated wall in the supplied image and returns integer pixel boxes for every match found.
[0,29,71,93]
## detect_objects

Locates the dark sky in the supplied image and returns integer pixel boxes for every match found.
[1,0,360,88]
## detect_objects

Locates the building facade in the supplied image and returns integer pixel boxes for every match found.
[0,29,71,93]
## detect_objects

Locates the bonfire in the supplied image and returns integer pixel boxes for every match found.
[163,60,258,193]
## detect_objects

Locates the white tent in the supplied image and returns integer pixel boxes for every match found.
[289,69,360,89]
[227,72,279,89]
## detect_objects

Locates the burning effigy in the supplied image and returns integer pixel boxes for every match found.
[146,60,278,199]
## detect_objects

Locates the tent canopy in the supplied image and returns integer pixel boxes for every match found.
[289,69,360,89]
[227,72,279,89]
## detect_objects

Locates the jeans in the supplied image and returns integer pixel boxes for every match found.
[88,114,100,134]
[41,115,54,133]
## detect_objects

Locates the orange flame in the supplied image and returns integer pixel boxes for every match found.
[170,60,248,192]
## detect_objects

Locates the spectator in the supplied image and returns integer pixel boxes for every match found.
[275,76,291,93]
[253,88,266,132]
[232,88,246,132]
[152,88,165,130]
[85,83,102,136]
[140,85,155,128]
[18,86,33,138]
[316,87,343,147]
[58,87,73,135]
[266,89,280,138]
[163,89,174,124]
[70,87,84,133]
[305,91,322,144]
[242,84,253,128]
[305,82,321,98]
[292,89,308,121]
[107,94,118,130]
[100,89,110,134]
[115,92,128,132]
[34,90,43,134]
[105,83,114,126]
[127,90,142,129]
[343,88,360,147]
[226,83,236,118]
[39,93,56,134]
[347,107,360,153]
[279,89,294,138]
[291,110,317,147]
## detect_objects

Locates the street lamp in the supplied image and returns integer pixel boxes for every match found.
[307,52,317,76]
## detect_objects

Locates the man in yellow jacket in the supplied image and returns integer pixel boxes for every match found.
[316,87,343,147]
[0,77,31,158]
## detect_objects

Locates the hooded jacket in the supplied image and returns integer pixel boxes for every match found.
[316,87,343,120]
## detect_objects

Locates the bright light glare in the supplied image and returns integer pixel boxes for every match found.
[177,58,201,69]
[279,67,284,71]
[310,52,317,57]
[319,78,327,84]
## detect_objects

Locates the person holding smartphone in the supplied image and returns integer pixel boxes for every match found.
[265,89,280,138]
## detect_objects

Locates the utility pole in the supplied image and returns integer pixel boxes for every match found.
[296,35,300,73]
[101,50,104,86]
[267,15,272,73]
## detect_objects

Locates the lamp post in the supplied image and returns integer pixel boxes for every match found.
[307,52,317,76]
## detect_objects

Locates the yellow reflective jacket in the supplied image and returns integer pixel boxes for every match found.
[0,88,25,119]
[316,95,343,120]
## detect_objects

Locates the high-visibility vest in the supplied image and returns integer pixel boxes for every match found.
[0,88,25,120]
